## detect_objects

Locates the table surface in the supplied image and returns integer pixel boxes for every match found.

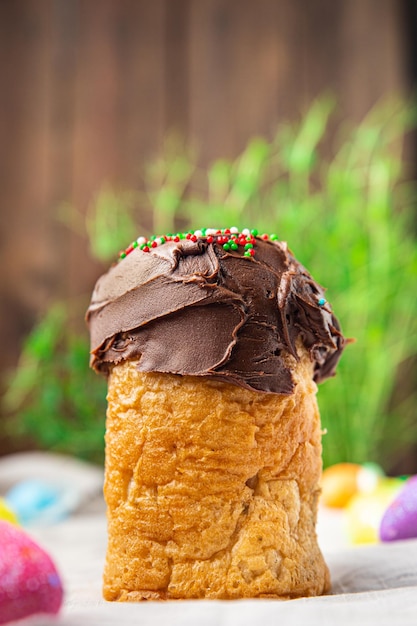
[24,504,417,626]
[2,453,416,626]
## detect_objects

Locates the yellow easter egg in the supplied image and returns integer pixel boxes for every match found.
[345,479,403,544]
[321,463,362,508]
[0,497,19,525]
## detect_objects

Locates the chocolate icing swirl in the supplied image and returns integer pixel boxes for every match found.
[86,236,346,394]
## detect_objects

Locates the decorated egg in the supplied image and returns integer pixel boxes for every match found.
[345,478,403,544]
[0,520,63,624]
[321,463,362,508]
[380,475,417,542]
[356,462,385,494]
[5,479,64,526]
[0,498,18,525]
[321,462,386,509]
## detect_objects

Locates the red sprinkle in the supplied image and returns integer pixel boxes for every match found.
[118,228,263,262]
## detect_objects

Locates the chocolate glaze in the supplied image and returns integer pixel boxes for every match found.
[86,236,346,394]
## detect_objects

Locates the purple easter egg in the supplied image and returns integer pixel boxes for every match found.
[0,520,63,624]
[379,475,417,542]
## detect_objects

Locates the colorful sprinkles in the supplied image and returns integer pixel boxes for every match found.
[117,228,331,311]
[117,228,280,262]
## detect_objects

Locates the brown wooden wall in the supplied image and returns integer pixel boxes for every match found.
[0,0,412,381]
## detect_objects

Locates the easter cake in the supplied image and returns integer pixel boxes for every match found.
[87,228,346,600]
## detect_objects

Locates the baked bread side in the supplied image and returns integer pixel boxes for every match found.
[103,348,329,600]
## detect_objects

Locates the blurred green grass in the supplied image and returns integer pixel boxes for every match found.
[3,96,417,470]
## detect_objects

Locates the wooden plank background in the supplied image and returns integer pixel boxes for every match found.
[0,0,413,399]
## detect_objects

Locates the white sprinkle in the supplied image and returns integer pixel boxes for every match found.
[137,236,147,245]
[242,228,250,236]
[194,230,203,237]
[230,226,239,234]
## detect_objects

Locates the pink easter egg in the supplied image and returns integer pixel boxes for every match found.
[0,520,63,624]
[379,475,417,542]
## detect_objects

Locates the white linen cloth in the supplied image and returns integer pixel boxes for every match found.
[26,505,417,626]
[2,453,416,626]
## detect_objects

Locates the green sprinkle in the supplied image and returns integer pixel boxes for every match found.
[270,233,278,241]
[132,241,138,248]
[120,252,127,258]
[251,229,258,236]
[244,243,254,249]
[223,243,231,251]
[230,242,238,250]
[244,251,251,257]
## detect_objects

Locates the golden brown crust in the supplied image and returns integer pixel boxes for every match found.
[103,353,330,600]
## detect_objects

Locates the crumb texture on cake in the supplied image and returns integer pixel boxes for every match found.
[103,353,330,600]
